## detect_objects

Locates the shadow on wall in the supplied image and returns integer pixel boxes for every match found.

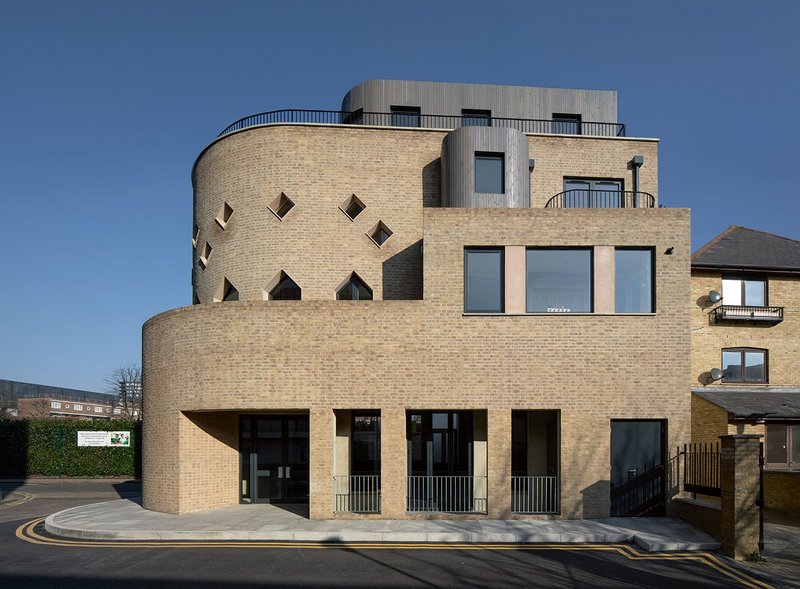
[580,480,610,519]
[383,240,423,300]
[422,158,440,208]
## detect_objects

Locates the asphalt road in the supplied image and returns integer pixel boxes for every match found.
[0,480,774,589]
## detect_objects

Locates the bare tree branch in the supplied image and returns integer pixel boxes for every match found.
[104,363,143,421]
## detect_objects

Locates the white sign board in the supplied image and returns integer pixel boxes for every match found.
[77,431,131,447]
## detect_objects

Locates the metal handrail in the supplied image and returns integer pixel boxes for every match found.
[710,305,784,323]
[218,109,626,138]
[683,442,721,497]
[333,474,381,513]
[545,189,655,209]
[406,475,487,513]
[511,476,559,514]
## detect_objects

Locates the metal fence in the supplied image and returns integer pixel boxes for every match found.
[545,190,655,209]
[511,476,559,514]
[406,475,487,513]
[710,305,784,324]
[333,475,381,513]
[683,442,721,497]
[218,109,626,138]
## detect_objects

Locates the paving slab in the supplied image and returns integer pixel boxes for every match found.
[44,498,720,552]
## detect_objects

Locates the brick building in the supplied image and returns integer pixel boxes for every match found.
[143,80,692,518]
[1,379,117,419]
[690,226,800,514]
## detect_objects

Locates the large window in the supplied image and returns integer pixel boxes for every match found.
[475,153,505,194]
[526,248,592,313]
[615,248,654,313]
[351,412,380,475]
[721,275,766,306]
[563,179,623,208]
[765,424,800,471]
[721,348,767,383]
[390,106,421,127]
[464,248,504,313]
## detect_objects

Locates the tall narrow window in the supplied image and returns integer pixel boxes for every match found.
[337,273,373,300]
[464,248,504,313]
[351,412,381,475]
[462,109,491,127]
[615,248,654,313]
[390,106,421,127]
[526,249,592,313]
[721,348,767,383]
[475,153,504,194]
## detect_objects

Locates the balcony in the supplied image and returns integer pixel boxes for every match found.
[217,109,626,138]
[545,189,655,209]
[333,475,381,514]
[406,475,487,514]
[710,305,784,324]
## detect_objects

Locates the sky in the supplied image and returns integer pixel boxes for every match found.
[1,0,798,393]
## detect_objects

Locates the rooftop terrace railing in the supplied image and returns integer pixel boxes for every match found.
[545,189,655,209]
[218,109,626,138]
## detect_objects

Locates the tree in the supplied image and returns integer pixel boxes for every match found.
[104,364,143,421]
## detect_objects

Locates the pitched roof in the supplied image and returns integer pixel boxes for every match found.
[692,226,800,272]
[694,390,800,420]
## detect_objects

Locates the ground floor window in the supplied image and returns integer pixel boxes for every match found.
[765,423,800,471]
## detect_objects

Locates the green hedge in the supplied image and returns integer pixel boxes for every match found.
[0,419,141,478]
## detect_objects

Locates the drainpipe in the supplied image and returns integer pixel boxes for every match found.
[631,155,644,207]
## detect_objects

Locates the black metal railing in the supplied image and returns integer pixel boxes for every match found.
[333,475,381,513]
[406,475,487,513]
[683,442,721,497]
[710,305,784,324]
[545,190,655,209]
[511,476,559,514]
[610,464,665,516]
[218,109,626,138]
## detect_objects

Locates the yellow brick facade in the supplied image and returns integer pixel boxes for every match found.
[144,121,691,519]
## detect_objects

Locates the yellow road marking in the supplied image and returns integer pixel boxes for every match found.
[0,492,34,509]
[16,517,772,589]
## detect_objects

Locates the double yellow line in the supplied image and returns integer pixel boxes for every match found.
[17,517,772,589]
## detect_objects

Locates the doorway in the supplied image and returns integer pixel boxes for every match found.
[240,414,309,504]
[610,419,666,516]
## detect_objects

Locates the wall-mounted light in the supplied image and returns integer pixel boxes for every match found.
[709,290,722,303]
[710,368,724,381]
[528,159,536,172]
[664,247,674,255]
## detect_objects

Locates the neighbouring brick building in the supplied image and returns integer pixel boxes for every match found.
[143,80,692,518]
[690,226,800,514]
[1,379,118,420]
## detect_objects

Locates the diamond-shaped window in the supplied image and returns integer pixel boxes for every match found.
[341,194,366,221]
[193,223,199,248]
[215,202,234,229]
[336,272,373,301]
[269,192,295,220]
[368,221,393,247]
[213,278,239,302]
[265,271,301,300]
[199,242,212,268]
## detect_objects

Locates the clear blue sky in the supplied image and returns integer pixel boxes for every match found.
[1,0,798,393]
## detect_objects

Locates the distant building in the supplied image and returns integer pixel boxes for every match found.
[0,379,118,419]
[17,396,114,420]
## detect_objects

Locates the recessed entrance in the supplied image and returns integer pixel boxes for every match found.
[240,414,309,505]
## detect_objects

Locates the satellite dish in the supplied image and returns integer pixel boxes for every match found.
[710,368,724,381]
[709,290,722,303]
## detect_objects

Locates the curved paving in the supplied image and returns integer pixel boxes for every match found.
[45,498,720,551]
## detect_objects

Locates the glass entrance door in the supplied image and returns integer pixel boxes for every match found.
[241,414,309,504]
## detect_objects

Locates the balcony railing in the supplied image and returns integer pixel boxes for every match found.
[511,476,559,514]
[218,109,626,138]
[710,305,784,324]
[333,475,381,513]
[545,190,655,209]
[406,475,487,513]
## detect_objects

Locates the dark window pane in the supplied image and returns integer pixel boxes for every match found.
[722,350,742,381]
[744,350,766,382]
[275,198,294,218]
[767,425,788,465]
[337,274,372,301]
[563,180,590,208]
[475,154,504,194]
[345,200,364,219]
[464,249,503,313]
[270,274,301,300]
[592,181,622,208]
[390,106,420,127]
[462,109,491,127]
[526,249,592,313]
[744,280,766,306]
[615,249,653,313]
[792,425,800,466]
[553,114,581,135]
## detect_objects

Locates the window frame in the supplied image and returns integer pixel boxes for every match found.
[474,152,505,194]
[464,247,505,314]
[721,274,768,307]
[765,423,800,471]
[461,109,492,127]
[552,113,582,135]
[390,106,421,128]
[721,347,768,384]
[615,247,655,313]
[525,247,594,314]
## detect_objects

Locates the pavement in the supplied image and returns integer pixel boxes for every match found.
[45,497,720,552]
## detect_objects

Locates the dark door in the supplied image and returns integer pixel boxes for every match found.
[241,415,309,504]
[610,420,665,516]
